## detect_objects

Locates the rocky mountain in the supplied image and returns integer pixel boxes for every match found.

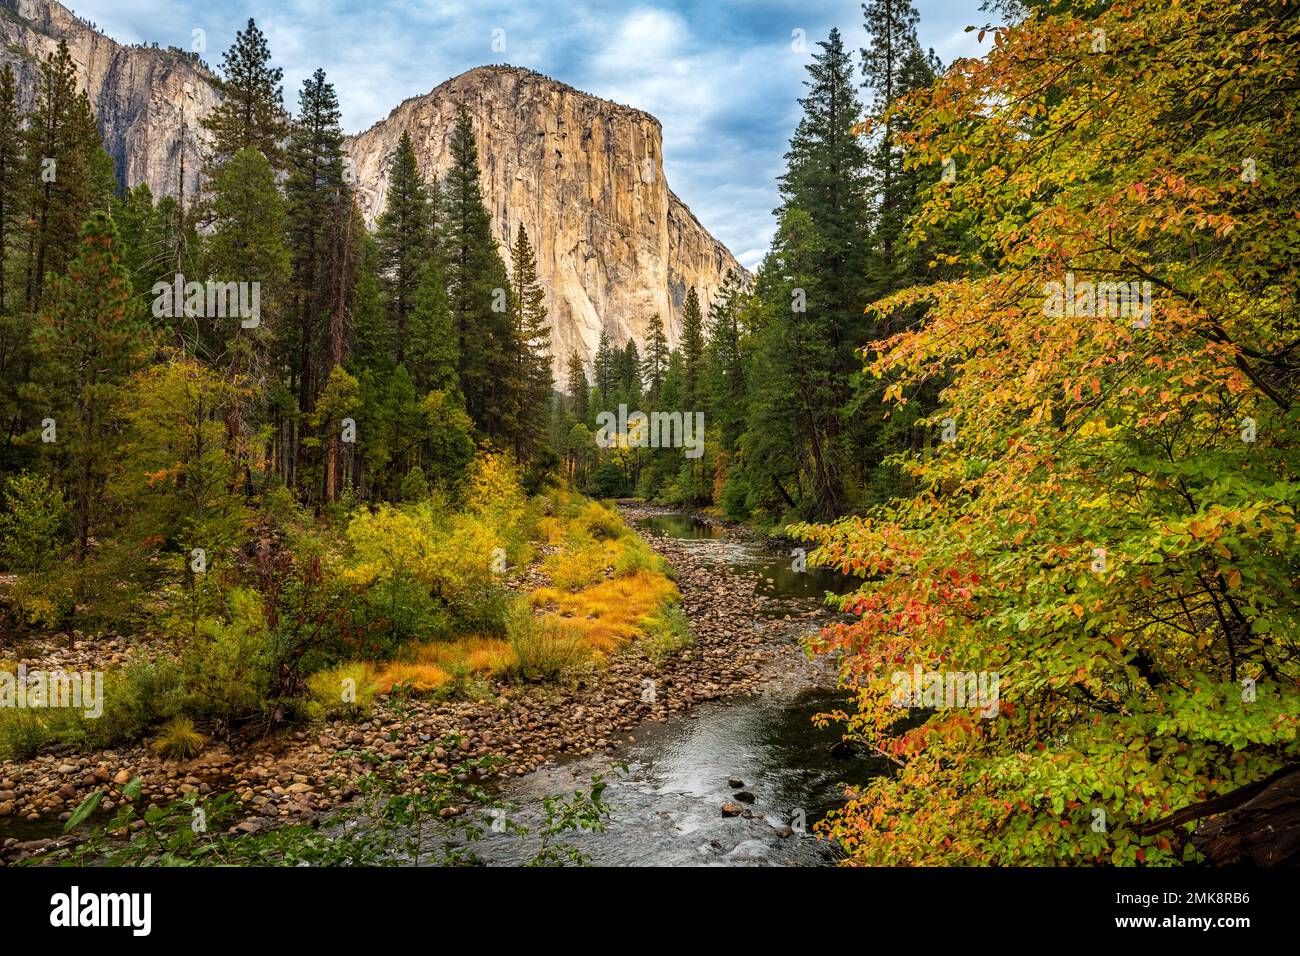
[0,0,217,204]
[0,1,745,374]
[347,66,746,371]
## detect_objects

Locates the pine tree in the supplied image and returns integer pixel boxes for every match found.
[640,313,669,404]
[375,131,433,366]
[705,269,747,451]
[741,208,843,519]
[29,212,154,563]
[408,250,459,396]
[202,18,290,169]
[0,64,22,314]
[112,183,170,299]
[23,40,101,312]
[780,28,872,371]
[861,0,941,284]
[507,223,552,461]
[680,286,705,412]
[0,63,25,467]
[204,147,290,376]
[593,328,618,398]
[565,350,589,421]
[619,339,642,403]
[439,105,511,438]
[285,68,346,426]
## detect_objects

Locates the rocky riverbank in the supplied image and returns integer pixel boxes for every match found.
[1,503,836,864]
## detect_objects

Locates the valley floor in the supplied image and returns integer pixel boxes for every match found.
[0,503,833,864]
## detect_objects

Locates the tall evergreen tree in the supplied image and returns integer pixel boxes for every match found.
[593,328,617,397]
[28,212,153,563]
[618,339,641,400]
[285,68,346,425]
[507,223,553,461]
[202,18,290,169]
[779,27,872,381]
[640,313,669,404]
[407,244,459,397]
[705,269,747,451]
[565,350,589,422]
[679,287,705,412]
[374,131,433,366]
[861,0,939,282]
[23,40,101,313]
[741,208,842,518]
[0,64,22,315]
[204,147,290,401]
[439,105,511,438]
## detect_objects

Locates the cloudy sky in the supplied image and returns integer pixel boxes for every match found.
[68,0,993,269]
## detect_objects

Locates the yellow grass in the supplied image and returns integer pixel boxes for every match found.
[419,636,515,674]
[530,569,679,653]
[372,662,451,693]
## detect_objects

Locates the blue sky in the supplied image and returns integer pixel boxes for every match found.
[68,0,994,269]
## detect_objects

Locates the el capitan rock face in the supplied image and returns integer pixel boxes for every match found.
[347,66,746,373]
[0,2,745,375]
[0,0,217,204]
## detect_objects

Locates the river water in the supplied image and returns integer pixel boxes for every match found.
[426,511,885,866]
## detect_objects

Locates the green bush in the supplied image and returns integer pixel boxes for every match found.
[178,589,275,724]
[0,472,68,573]
[305,663,378,720]
[399,466,430,502]
[149,715,206,760]
[0,708,82,760]
[87,660,183,748]
[586,462,627,498]
[503,601,593,683]
[640,604,693,660]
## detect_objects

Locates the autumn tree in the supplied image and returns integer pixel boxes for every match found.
[796,0,1300,866]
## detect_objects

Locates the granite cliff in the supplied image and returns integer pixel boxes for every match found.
[1,3,746,372]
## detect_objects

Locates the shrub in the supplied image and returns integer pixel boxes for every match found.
[503,601,593,683]
[640,604,693,660]
[543,535,612,590]
[88,660,183,748]
[0,471,68,573]
[178,589,275,725]
[613,535,664,577]
[306,663,378,718]
[399,466,430,502]
[586,461,626,498]
[149,715,206,760]
[0,708,81,760]
[576,500,624,541]
[4,564,77,629]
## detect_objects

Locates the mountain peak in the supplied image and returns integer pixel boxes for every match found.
[347,63,741,374]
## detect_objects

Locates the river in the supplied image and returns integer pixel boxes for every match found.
[423,509,886,866]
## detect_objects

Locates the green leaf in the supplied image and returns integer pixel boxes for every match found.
[64,789,103,831]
